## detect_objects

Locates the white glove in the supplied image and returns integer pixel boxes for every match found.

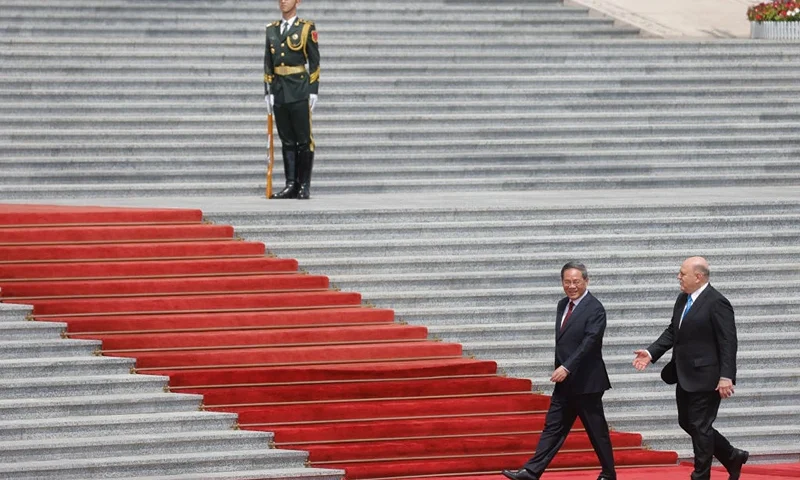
[265,94,274,114]
[309,94,318,112]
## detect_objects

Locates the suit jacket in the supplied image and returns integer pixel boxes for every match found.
[264,18,320,105]
[554,292,612,395]
[647,284,737,392]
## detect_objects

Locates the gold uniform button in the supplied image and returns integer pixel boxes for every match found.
[281,53,285,57]
[281,43,285,47]
[300,75,304,79]
[281,62,285,66]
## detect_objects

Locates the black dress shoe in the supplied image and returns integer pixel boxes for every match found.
[727,448,749,480]
[501,469,539,480]
[597,475,617,480]
[270,182,299,199]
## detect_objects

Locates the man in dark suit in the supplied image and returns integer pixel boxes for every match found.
[633,256,749,480]
[503,262,616,480]
[264,0,320,199]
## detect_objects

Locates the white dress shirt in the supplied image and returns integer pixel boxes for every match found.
[280,15,297,34]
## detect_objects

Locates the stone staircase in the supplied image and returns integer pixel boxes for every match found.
[3,1,800,199]
[206,200,800,463]
[2,0,800,474]
[0,304,342,480]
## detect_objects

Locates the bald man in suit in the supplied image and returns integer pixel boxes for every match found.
[633,256,748,480]
[503,262,616,480]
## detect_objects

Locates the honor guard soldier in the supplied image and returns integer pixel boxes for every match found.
[264,0,320,199]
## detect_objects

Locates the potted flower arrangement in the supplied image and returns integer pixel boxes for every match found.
[748,0,800,39]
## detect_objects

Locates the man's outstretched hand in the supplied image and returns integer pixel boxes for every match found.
[633,349,652,371]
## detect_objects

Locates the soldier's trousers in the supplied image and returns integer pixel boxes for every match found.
[274,99,313,152]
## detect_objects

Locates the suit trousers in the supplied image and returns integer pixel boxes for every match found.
[274,99,312,151]
[675,384,735,480]
[524,391,615,477]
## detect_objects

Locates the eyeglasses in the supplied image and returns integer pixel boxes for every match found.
[562,280,585,287]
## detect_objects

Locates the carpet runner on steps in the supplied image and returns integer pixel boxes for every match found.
[0,257,300,279]
[0,203,679,479]
[61,308,396,335]
[409,462,800,480]
[0,274,332,297]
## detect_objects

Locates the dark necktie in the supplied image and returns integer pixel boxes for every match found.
[561,301,575,330]
[280,21,289,35]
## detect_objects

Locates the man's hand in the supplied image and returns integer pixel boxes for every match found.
[633,350,652,371]
[716,378,734,399]
[309,94,318,112]
[550,366,569,383]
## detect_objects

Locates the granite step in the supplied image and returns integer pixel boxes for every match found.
[0,356,134,379]
[427,314,800,341]
[327,267,800,291]
[3,111,794,129]
[602,387,800,412]
[392,298,800,325]
[114,469,343,480]
[0,374,169,400]
[467,338,800,362]
[4,149,800,171]
[263,231,800,258]
[0,430,273,463]
[0,321,65,340]
[499,350,800,377]
[607,405,800,432]
[0,411,239,441]
[0,449,310,480]
[0,338,101,359]
[5,163,800,186]
[0,392,202,420]
[642,425,800,451]
[236,215,800,242]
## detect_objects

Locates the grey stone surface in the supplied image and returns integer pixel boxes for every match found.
[3,2,800,199]
[0,411,239,441]
[1,0,799,474]
[0,392,203,420]
[113,469,344,480]
[0,449,310,480]
[0,356,135,379]
[0,430,274,462]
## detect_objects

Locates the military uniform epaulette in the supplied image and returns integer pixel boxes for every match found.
[298,18,314,26]
[268,21,280,27]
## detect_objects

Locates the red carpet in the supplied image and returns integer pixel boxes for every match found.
[418,463,800,479]
[0,257,299,280]
[0,273,331,298]
[0,204,202,225]
[60,307,395,335]
[0,223,234,243]
[739,465,800,477]
[11,203,793,479]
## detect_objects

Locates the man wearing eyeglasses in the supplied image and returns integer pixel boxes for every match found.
[503,262,616,480]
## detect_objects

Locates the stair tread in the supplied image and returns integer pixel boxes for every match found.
[0,392,201,407]
[0,429,272,450]
[0,448,306,469]
[0,410,236,428]
[113,468,343,480]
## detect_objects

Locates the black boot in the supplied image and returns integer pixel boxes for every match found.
[297,148,314,200]
[270,147,299,199]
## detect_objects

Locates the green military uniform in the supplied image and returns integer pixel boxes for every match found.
[264,17,320,199]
